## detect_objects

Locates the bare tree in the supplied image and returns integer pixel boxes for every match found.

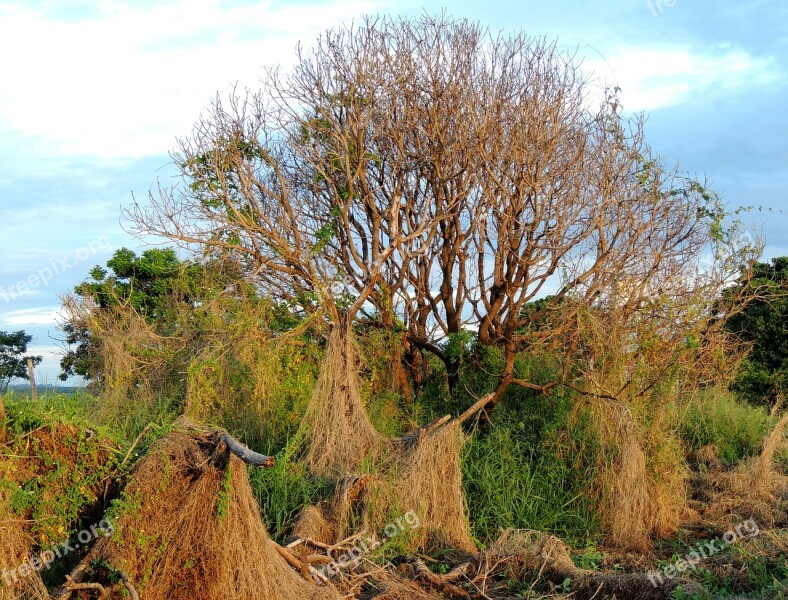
[127,16,458,473]
[128,13,755,431]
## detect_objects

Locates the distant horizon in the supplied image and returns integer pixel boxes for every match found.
[4,382,88,391]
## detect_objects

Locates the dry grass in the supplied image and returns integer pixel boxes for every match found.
[295,422,476,554]
[63,293,188,428]
[0,501,49,600]
[296,325,477,554]
[302,325,385,478]
[742,412,788,498]
[379,422,476,552]
[88,429,339,600]
[360,576,444,599]
[705,412,788,528]
[570,400,688,552]
[477,529,702,600]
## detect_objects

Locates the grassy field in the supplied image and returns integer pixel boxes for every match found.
[1,387,785,599]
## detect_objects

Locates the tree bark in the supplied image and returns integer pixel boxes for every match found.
[219,432,275,467]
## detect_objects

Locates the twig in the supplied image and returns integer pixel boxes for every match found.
[64,577,111,598]
[103,422,154,500]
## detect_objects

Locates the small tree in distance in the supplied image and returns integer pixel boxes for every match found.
[0,330,42,393]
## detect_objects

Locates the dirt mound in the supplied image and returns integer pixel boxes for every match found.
[70,429,339,600]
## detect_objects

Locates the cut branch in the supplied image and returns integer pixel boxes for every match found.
[219,432,276,467]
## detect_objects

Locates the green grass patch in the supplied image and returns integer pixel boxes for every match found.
[679,390,770,465]
[248,446,334,542]
[462,422,599,547]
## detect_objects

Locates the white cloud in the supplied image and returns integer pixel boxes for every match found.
[1,307,61,326]
[0,0,383,159]
[26,344,64,361]
[582,45,782,112]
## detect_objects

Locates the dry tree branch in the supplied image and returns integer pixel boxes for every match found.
[219,432,276,467]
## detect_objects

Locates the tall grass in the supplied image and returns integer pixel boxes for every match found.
[462,424,599,547]
[680,389,770,465]
[248,448,334,542]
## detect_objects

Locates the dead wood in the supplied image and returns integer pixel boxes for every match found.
[219,431,276,467]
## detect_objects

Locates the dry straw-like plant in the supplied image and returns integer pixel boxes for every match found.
[85,429,340,600]
[301,325,384,478]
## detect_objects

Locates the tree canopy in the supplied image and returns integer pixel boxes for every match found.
[727,256,788,405]
[60,247,220,380]
[127,14,757,414]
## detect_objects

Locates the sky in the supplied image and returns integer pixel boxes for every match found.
[0,0,785,386]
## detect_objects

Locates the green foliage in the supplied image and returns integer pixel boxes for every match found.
[668,550,788,599]
[60,247,235,381]
[187,323,322,454]
[462,427,599,546]
[679,389,769,465]
[0,329,42,392]
[572,545,606,570]
[216,465,233,521]
[726,257,788,405]
[1,393,123,557]
[3,390,119,441]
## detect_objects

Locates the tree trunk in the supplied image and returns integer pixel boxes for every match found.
[381,313,413,404]
[403,339,425,392]
[476,343,517,426]
[446,358,461,396]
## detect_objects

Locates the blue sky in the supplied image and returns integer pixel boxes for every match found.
[0,0,785,385]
